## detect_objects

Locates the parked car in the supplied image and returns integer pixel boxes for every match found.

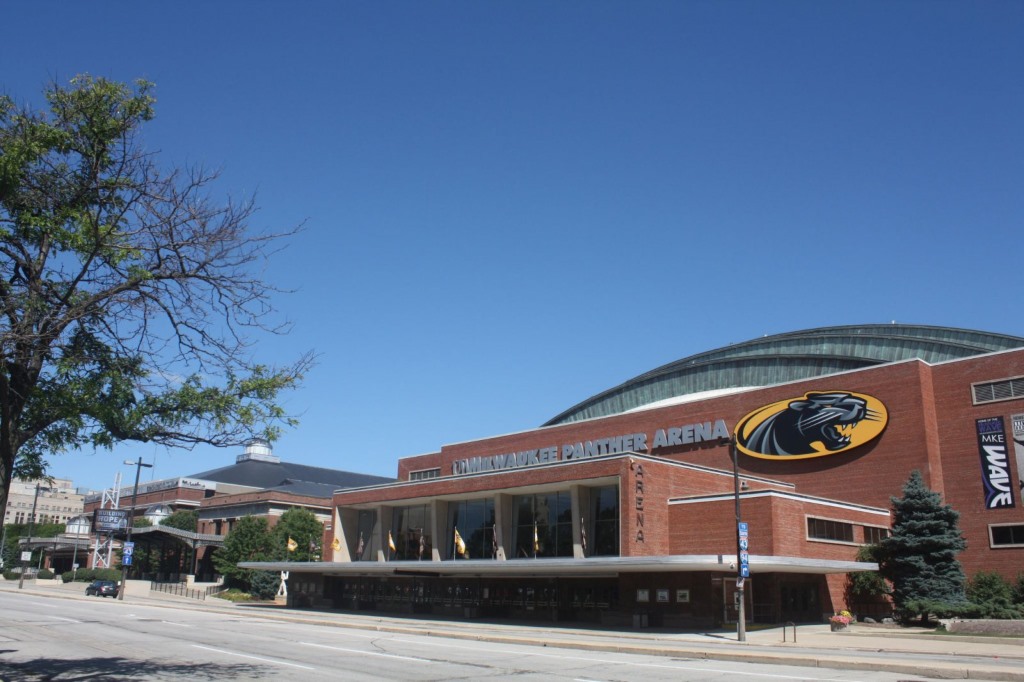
[85,580,118,597]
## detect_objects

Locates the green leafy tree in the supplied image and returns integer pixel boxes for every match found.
[271,507,323,562]
[0,75,313,518]
[877,470,968,624]
[212,515,273,589]
[844,544,890,613]
[161,510,198,533]
[966,571,1022,619]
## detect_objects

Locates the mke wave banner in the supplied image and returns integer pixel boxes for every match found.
[976,417,1015,509]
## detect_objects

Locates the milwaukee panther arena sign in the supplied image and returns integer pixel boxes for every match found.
[452,419,731,475]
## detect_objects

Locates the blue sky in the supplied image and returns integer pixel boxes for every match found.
[3,1,1022,492]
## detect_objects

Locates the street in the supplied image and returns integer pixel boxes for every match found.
[0,590,938,682]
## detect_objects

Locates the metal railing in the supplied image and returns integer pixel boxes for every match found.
[150,580,227,601]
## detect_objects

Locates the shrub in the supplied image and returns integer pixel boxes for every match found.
[36,569,54,579]
[966,571,1023,619]
[64,567,122,583]
[249,570,280,601]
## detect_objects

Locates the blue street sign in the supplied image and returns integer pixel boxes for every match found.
[738,522,748,534]
[123,554,133,566]
[740,564,750,578]
[123,542,134,557]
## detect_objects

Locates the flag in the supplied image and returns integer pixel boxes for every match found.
[533,522,539,557]
[287,537,298,552]
[388,530,396,553]
[580,520,587,557]
[355,532,365,559]
[331,537,341,551]
[454,527,466,557]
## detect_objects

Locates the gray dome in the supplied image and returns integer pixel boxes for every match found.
[544,324,1024,426]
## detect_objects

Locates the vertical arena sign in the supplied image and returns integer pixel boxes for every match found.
[975,417,1015,509]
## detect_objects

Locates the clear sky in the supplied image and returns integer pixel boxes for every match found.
[3,1,1022,492]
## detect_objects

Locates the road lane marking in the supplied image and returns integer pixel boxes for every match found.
[300,641,435,663]
[161,621,192,627]
[47,616,80,623]
[192,645,316,670]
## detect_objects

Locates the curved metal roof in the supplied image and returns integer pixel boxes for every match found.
[543,324,1024,426]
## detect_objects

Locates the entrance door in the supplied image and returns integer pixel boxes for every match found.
[780,580,820,622]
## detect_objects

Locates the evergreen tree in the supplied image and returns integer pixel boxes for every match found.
[877,470,967,623]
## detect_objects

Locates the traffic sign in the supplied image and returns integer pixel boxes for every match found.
[123,542,134,557]
[123,554,133,566]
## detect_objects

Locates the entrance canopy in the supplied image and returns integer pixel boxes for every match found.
[241,554,877,579]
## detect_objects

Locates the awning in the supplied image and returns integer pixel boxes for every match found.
[240,554,877,579]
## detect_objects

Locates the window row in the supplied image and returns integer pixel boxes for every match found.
[807,517,890,545]
[349,485,619,561]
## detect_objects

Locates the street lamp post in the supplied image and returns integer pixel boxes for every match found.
[731,439,746,642]
[119,457,153,600]
[18,482,46,590]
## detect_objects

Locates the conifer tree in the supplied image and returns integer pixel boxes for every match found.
[877,470,967,623]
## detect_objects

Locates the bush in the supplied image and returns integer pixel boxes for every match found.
[248,570,280,601]
[63,567,122,583]
[966,571,1023,619]
[36,569,54,579]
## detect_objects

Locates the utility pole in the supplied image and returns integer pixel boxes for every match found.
[119,457,152,600]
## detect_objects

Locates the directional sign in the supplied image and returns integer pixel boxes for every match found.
[740,564,750,578]
[123,554,133,566]
[123,542,134,557]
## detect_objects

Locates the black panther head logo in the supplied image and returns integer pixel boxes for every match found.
[737,392,885,457]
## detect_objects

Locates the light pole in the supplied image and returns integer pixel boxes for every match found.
[18,482,46,589]
[119,457,153,600]
[731,439,746,642]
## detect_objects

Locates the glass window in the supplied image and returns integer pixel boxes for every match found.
[862,525,890,545]
[447,498,496,560]
[807,517,854,543]
[391,505,432,561]
[353,510,377,561]
[590,485,619,556]
[512,492,573,558]
[990,524,1024,547]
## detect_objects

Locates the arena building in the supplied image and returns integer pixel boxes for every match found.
[245,325,1024,627]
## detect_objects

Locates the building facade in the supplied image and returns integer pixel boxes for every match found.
[245,326,1024,627]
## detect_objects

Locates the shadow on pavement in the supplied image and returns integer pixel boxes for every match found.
[0,655,266,681]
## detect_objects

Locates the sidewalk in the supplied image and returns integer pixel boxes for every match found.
[5,579,1024,681]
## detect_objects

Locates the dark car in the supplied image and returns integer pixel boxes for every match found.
[85,580,118,597]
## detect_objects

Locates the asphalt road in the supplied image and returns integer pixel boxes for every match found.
[0,590,939,682]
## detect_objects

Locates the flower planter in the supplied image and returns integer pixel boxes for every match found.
[830,621,849,632]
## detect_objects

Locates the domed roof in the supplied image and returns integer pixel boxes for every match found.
[543,324,1024,426]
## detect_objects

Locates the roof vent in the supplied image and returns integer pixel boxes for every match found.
[236,438,280,464]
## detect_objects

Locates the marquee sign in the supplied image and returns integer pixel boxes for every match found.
[734,391,888,460]
[452,418,730,475]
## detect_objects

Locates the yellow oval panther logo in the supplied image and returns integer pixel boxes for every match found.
[735,391,887,460]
